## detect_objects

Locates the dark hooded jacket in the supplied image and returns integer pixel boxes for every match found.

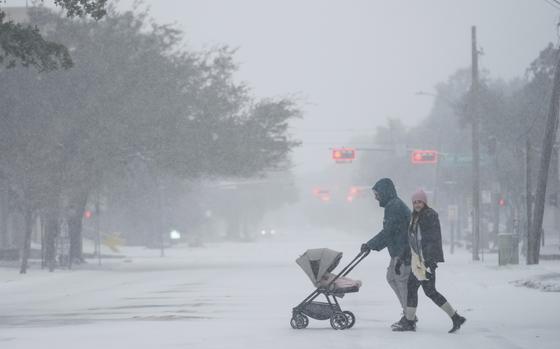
[403,206,445,264]
[366,178,411,258]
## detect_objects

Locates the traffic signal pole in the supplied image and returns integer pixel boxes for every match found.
[471,26,481,261]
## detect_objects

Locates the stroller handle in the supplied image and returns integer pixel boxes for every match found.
[324,249,370,290]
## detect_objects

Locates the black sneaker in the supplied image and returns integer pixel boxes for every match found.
[392,319,416,332]
[391,315,418,328]
[391,316,407,328]
[449,312,466,333]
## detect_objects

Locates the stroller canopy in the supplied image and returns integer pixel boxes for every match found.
[296,248,343,287]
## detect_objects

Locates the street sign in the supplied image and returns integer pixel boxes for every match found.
[440,154,492,167]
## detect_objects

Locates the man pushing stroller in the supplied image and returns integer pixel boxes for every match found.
[360,178,413,329]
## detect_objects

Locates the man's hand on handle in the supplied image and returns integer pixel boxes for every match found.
[360,243,371,254]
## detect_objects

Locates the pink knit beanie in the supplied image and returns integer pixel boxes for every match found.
[412,189,428,205]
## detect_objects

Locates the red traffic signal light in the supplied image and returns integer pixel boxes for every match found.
[312,188,331,202]
[498,198,506,207]
[411,150,438,164]
[84,210,93,219]
[332,148,356,162]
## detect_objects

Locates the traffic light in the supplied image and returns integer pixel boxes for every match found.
[411,150,438,164]
[312,188,331,202]
[332,148,356,163]
[347,187,359,203]
[84,210,93,219]
[498,198,506,207]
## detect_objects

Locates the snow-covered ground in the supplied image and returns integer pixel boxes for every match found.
[1,230,559,349]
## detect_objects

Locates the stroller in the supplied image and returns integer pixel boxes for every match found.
[291,248,369,330]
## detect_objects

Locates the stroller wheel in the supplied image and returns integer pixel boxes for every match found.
[290,313,309,329]
[330,311,349,330]
[343,311,355,329]
[301,314,309,327]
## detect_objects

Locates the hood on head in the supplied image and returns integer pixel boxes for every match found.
[372,178,397,207]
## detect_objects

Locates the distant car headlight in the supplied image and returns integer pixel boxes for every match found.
[170,230,181,240]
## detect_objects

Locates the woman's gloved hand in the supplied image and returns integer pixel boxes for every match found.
[424,260,437,279]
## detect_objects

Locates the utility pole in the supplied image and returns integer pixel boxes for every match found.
[491,137,500,245]
[528,50,560,264]
[526,139,532,258]
[471,26,481,261]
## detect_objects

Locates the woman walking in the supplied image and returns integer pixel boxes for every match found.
[392,189,466,333]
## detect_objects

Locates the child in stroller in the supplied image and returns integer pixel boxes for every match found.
[291,248,369,330]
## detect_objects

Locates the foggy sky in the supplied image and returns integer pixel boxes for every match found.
[20,0,560,175]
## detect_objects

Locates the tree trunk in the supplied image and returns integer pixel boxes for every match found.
[44,214,59,272]
[40,218,46,269]
[0,182,8,248]
[529,51,560,265]
[68,213,84,264]
[19,206,33,274]
[68,189,90,264]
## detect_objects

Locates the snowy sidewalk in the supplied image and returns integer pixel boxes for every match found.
[1,230,559,349]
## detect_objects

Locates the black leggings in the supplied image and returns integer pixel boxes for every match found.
[406,269,448,308]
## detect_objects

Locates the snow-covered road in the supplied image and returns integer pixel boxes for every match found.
[1,230,559,349]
